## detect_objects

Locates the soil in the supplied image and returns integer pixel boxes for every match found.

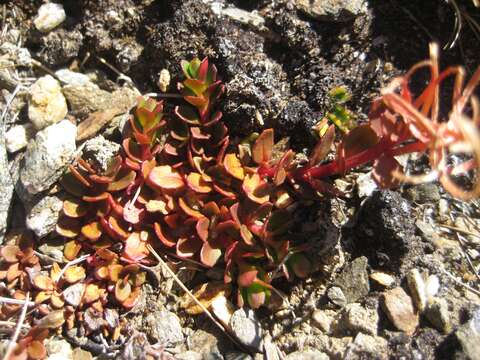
[2,0,480,359]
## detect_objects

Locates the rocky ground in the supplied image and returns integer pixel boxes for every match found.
[1,0,480,359]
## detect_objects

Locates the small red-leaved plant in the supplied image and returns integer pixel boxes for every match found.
[1,45,479,360]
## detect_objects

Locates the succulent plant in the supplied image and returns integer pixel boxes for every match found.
[1,47,479,358]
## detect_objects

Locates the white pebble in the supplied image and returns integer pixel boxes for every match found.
[34,3,66,33]
[5,124,35,153]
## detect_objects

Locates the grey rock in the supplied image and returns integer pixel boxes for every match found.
[220,7,265,29]
[456,307,480,360]
[28,75,68,130]
[34,3,66,33]
[82,136,121,175]
[381,287,419,335]
[369,272,395,288]
[327,286,347,307]
[45,338,72,360]
[295,0,367,22]
[63,84,139,118]
[357,190,416,269]
[229,308,263,352]
[312,310,334,334]
[25,195,63,238]
[0,42,32,67]
[406,268,427,312]
[225,351,253,360]
[144,310,183,347]
[425,297,451,334]
[285,350,329,360]
[19,120,76,196]
[55,69,91,86]
[113,38,143,73]
[35,28,83,67]
[176,351,203,360]
[5,124,35,153]
[344,333,388,360]
[405,183,441,204]
[356,172,378,198]
[334,256,370,303]
[63,283,85,307]
[341,303,379,335]
[37,238,64,262]
[188,329,224,360]
[0,117,14,244]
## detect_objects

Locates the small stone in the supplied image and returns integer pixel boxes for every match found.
[334,256,370,303]
[144,310,184,347]
[34,3,66,33]
[5,124,35,153]
[20,120,76,196]
[37,239,64,262]
[211,295,235,327]
[381,287,419,335]
[406,268,427,312]
[175,351,203,360]
[312,310,333,334]
[341,303,379,335]
[405,183,441,204]
[425,297,451,334]
[370,272,395,288]
[327,286,347,307]
[28,75,68,130]
[356,172,378,198]
[425,275,440,299]
[187,329,224,359]
[26,195,64,238]
[63,283,85,307]
[82,136,121,175]
[72,348,92,360]
[45,338,72,360]
[63,83,139,118]
[0,119,14,244]
[344,333,388,360]
[229,308,263,352]
[220,7,265,29]
[295,0,367,22]
[455,307,480,359]
[285,350,329,360]
[55,69,91,86]
[158,69,171,92]
[225,351,254,360]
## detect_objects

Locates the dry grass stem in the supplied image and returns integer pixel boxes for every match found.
[2,292,30,360]
[146,244,254,355]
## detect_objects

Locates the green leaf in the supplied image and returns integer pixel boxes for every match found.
[329,86,351,104]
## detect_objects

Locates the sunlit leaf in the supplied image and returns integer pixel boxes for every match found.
[200,242,222,267]
[223,153,245,180]
[147,165,185,191]
[33,275,54,291]
[81,221,102,242]
[63,198,89,218]
[181,282,231,315]
[64,266,86,284]
[115,279,131,303]
[56,216,81,238]
[1,245,19,263]
[186,172,213,194]
[252,129,274,164]
[64,240,81,261]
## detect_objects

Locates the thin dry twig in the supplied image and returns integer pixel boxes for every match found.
[2,292,30,360]
[439,224,480,238]
[96,56,134,85]
[0,320,30,329]
[146,244,254,355]
[0,296,35,307]
[441,268,480,296]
